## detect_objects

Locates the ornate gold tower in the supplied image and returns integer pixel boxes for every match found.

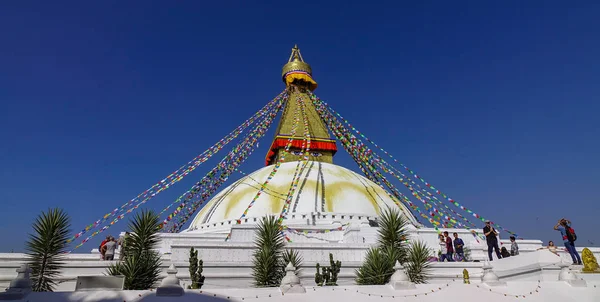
[265,45,337,165]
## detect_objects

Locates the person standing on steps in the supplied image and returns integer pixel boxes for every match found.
[554,218,582,265]
[483,221,502,261]
[443,231,455,262]
[453,232,466,261]
[102,236,117,261]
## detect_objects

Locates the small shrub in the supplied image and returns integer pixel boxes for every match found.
[106,210,162,290]
[26,208,71,292]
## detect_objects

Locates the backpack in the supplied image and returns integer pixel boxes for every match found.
[566,226,577,242]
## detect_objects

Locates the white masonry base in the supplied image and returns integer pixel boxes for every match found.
[1,224,598,291]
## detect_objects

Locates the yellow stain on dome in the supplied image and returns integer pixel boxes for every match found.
[192,162,416,227]
[219,182,291,218]
[323,180,380,213]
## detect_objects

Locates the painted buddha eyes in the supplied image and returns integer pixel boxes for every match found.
[290,151,323,157]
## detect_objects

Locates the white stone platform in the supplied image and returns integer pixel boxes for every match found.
[3,281,599,302]
[1,222,598,291]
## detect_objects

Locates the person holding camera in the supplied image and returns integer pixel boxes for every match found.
[554,218,582,265]
[483,221,502,261]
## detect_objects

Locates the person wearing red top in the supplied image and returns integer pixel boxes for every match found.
[443,231,455,262]
[99,236,110,260]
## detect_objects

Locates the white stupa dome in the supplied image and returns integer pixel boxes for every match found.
[187,161,419,232]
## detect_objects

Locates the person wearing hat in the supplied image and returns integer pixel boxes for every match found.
[483,221,502,261]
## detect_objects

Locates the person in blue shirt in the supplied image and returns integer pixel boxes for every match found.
[554,218,582,265]
[453,232,465,261]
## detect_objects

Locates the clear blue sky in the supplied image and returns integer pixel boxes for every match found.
[1,1,598,252]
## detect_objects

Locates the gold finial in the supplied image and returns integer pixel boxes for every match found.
[287,44,305,63]
[282,45,312,78]
[282,45,317,90]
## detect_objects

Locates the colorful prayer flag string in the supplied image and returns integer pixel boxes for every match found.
[310,92,520,238]
[225,95,303,241]
[69,92,287,251]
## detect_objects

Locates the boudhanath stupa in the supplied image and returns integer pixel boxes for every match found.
[0,46,598,298]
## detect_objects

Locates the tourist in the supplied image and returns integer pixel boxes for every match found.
[443,231,455,262]
[483,221,502,261]
[547,241,558,254]
[99,235,110,260]
[537,240,559,255]
[554,218,582,265]
[438,234,449,262]
[510,236,519,256]
[453,232,465,261]
[103,236,117,261]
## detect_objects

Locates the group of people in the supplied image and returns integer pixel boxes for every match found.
[99,235,119,261]
[438,231,466,261]
[481,218,582,265]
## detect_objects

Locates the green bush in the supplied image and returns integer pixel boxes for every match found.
[107,210,162,290]
[355,207,431,284]
[26,208,71,292]
[251,216,303,287]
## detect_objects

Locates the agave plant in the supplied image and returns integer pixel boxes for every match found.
[355,207,431,284]
[251,216,285,287]
[107,210,162,290]
[26,208,71,292]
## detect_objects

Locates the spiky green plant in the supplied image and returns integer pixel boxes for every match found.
[282,248,303,275]
[107,210,162,290]
[404,240,432,284]
[355,247,392,285]
[251,216,285,287]
[26,208,71,292]
[355,207,431,284]
[123,210,161,255]
[107,250,161,290]
[377,207,409,263]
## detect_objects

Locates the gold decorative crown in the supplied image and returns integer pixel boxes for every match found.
[281,44,312,78]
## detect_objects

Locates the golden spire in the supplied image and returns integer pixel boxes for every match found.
[265,45,334,166]
[281,45,317,90]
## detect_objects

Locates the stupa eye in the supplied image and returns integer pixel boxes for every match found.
[311,152,322,157]
[291,150,304,156]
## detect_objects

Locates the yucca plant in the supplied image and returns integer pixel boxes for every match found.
[123,211,161,255]
[404,240,432,284]
[251,216,285,287]
[282,248,303,275]
[107,210,162,290]
[355,207,431,284]
[355,247,391,285]
[26,208,71,292]
[107,250,162,290]
[377,208,409,250]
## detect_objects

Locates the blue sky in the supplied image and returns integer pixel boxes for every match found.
[1,1,598,252]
